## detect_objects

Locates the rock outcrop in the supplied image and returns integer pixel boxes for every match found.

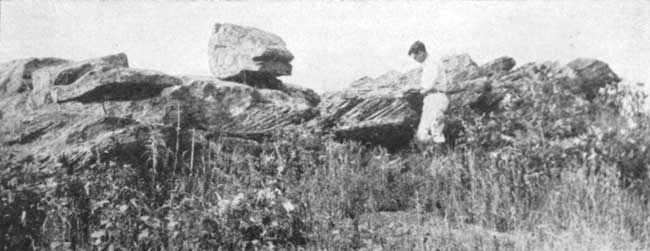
[208,23,294,87]
[0,23,627,167]
[318,54,622,148]
[1,49,319,167]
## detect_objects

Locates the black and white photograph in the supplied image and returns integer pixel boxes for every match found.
[1,1,649,250]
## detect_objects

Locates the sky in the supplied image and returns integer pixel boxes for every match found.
[1,1,649,93]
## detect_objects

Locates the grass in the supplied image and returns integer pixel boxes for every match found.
[3,87,650,250]
[2,126,650,250]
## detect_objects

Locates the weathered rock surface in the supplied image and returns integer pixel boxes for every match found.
[0,59,183,166]
[0,57,69,97]
[171,76,318,140]
[567,58,621,100]
[318,69,424,150]
[0,93,35,119]
[0,113,150,166]
[480,56,516,78]
[0,54,320,166]
[278,83,321,107]
[208,23,294,82]
[441,54,483,91]
[53,67,182,103]
[32,53,128,91]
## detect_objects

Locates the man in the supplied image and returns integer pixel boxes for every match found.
[408,41,449,144]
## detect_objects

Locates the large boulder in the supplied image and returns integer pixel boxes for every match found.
[208,23,294,84]
[0,57,69,97]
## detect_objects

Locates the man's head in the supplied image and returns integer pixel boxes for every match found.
[408,40,428,63]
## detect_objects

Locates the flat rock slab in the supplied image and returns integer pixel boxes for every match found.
[53,67,182,103]
[0,57,70,97]
[32,53,128,91]
[208,23,294,80]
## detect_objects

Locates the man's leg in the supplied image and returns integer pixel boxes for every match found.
[416,95,434,143]
[429,93,450,144]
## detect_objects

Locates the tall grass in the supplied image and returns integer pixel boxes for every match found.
[3,88,650,250]
[2,127,650,250]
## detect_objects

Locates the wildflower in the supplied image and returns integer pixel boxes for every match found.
[256,187,278,203]
[282,200,295,212]
[232,193,245,208]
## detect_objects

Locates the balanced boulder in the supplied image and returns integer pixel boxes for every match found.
[208,23,294,86]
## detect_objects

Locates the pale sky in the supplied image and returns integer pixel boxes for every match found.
[1,1,649,93]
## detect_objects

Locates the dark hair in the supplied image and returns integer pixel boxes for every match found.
[408,41,426,56]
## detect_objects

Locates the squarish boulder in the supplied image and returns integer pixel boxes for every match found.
[208,23,294,84]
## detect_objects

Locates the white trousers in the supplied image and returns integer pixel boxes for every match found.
[416,92,449,143]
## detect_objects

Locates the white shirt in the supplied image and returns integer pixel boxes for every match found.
[419,57,447,93]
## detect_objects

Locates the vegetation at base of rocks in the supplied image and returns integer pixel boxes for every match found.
[2,84,650,251]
